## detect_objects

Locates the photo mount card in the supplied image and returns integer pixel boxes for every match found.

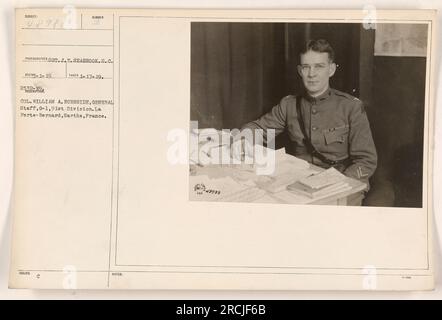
[10,8,437,290]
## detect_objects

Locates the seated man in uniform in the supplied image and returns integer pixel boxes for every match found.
[234,39,377,205]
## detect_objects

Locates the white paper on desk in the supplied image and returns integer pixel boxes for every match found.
[275,147,287,161]
[255,147,315,192]
[275,150,310,174]
[257,168,318,193]
[253,146,310,176]
[273,157,311,176]
[299,167,346,189]
[250,144,274,175]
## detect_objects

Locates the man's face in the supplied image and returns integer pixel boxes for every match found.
[297,50,336,96]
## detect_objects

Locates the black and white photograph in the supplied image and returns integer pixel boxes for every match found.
[190,21,429,207]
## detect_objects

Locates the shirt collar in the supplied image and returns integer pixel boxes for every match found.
[303,87,332,103]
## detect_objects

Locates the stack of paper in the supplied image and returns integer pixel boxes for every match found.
[253,148,313,193]
[287,167,351,198]
[257,169,317,193]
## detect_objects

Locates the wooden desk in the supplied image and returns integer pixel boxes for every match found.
[190,162,367,206]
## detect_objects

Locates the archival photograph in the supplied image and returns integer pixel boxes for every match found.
[10,8,435,291]
[189,22,429,207]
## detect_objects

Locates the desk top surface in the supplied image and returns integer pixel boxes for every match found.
[189,158,367,205]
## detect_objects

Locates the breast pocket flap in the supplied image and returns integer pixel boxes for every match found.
[324,126,349,145]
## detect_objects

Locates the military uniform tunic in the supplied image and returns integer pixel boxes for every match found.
[242,88,378,184]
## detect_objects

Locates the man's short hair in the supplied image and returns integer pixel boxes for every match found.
[300,39,335,63]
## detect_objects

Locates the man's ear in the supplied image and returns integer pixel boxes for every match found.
[329,62,337,77]
[297,65,303,77]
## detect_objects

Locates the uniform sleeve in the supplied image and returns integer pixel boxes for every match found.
[241,97,288,142]
[343,100,378,182]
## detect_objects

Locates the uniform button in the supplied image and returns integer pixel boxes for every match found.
[312,109,317,115]
[312,126,318,131]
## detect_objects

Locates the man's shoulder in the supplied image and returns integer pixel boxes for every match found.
[278,94,297,108]
[281,94,297,102]
[331,88,361,103]
[331,88,365,111]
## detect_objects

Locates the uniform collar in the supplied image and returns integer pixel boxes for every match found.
[303,87,332,103]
